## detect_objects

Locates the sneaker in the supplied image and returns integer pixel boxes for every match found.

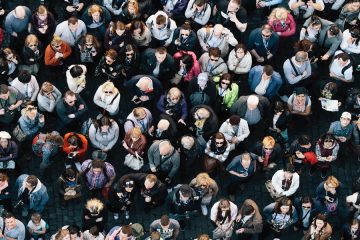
[125,211,130,220]
[201,205,208,216]
[113,213,119,220]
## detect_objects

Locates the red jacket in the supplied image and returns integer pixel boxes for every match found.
[44,42,72,66]
[62,132,88,163]
[268,14,296,38]
[173,51,201,82]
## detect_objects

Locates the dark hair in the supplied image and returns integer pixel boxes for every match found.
[320,133,336,144]
[210,132,228,150]
[68,16,78,25]
[160,214,170,226]
[179,184,193,198]
[328,24,339,36]
[91,159,106,169]
[274,101,286,113]
[312,213,328,232]
[0,84,8,94]
[67,134,80,147]
[294,87,308,95]
[242,204,255,215]
[263,65,273,76]
[179,53,194,72]
[182,21,192,31]
[274,197,293,216]
[93,116,113,130]
[261,24,273,32]
[294,39,313,53]
[69,65,84,78]
[155,14,166,25]
[309,15,322,27]
[301,196,313,204]
[18,70,32,83]
[67,225,81,236]
[336,52,350,62]
[89,226,99,236]
[4,212,15,219]
[209,47,221,57]
[298,134,311,145]
[129,20,145,35]
[64,168,76,179]
[350,27,360,45]
[234,43,247,54]
[26,175,38,187]
[284,163,295,173]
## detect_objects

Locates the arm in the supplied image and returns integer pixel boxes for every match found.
[106,123,119,149]
[271,171,285,194]
[30,78,40,102]
[168,154,180,178]
[283,174,299,196]
[106,94,121,114]
[74,95,87,118]
[237,120,250,142]
[332,0,346,10]
[284,61,303,85]
[93,88,107,109]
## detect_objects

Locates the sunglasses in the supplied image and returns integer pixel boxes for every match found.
[221,81,230,85]
[264,147,273,150]
[104,91,113,94]
[215,141,224,145]
[181,33,189,36]
[210,58,219,61]
[29,44,38,47]
[85,43,93,46]
[126,53,134,56]
[262,33,271,38]
[302,206,311,209]
[53,45,61,48]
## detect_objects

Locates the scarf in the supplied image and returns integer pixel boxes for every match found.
[36,15,48,28]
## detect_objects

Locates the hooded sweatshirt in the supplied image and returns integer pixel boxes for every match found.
[146,11,177,45]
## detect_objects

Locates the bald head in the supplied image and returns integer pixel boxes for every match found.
[159,141,173,156]
[14,6,26,19]
[214,24,224,37]
[157,119,170,131]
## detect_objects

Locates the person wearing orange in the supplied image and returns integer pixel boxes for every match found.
[44,35,72,67]
[62,132,88,171]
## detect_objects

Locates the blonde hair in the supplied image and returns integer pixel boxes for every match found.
[127,0,139,14]
[133,107,146,118]
[262,136,275,148]
[88,4,102,16]
[51,35,62,47]
[168,87,181,98]
[194,173,213,188]
[101,81,119,95]
[131,127,142,138]
[325,176,340,188]
[55,229,70,240]
[268,7,289,21]
[85,198,104,213]
[25,34,39,47]
[40,82,54,95]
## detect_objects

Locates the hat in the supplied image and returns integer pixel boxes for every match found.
[197,72,208,87]
[341,111,351,120]
[0,131,11,139]
[229,115,240,125]
[91,150,107,161]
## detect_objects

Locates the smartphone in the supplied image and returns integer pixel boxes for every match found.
[327,197,334,202]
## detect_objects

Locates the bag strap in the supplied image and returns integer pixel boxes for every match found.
[109,93,120,105]
[341,63,352,75]
[125,119,136,128]
[289,58,300,77]
[156,143,175,170]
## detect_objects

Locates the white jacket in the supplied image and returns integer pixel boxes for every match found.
[227,50,252,74]
[271,170,300,197]
[10,75,39,101]
[210,201,238,224]
[89,122,119,150]
[66,65,87,93]
[184,0,211,25]
[93,87,121,115]
[146,11,177,46]
[219,118,250,143]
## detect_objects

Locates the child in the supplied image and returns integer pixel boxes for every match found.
[27,213,48,240]
[83,226,105,240]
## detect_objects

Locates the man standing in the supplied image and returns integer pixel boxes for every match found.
[248,65,283,99]
[54,16,87,47]
[0,84,23,129]
[0,213,25,240]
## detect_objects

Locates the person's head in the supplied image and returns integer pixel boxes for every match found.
[212,132,227,148]
[213,24,224,38]
[50,35,63,51]
[262,65,273,80]
[350,218,359,231]
[274,101,286,114]
[180,21,192,38]
[89,226,100,237]
[294,39,313,53]
[0,131,11,148]
[209,47,221,61]
[136,76,153,92]
[14,6,26,19]
[181,135,195,150]
[197,72,209,89]
[18,70,32,83]
[194,107,210,120]
[85,198,104,215]
[234,43,247,58]
[155,47,167,63]
[195,172,212,188]
[24,102,38,120]
[262,136,275,150]
[242,203,255,216]
[270,7,289,21]
[67,134,80,148]
[309,16,322,31]
[124,43,137,60]
[40,81,54,96]
[0,84,9,100]
[68,225,81,239]
[150,231,161,240]
[261,24,273,39]
[118,225,133,238]
[31,213,42,225]
[133,107,147,120]
[130,127,142,141]
[284,163,296,179]
[25,34,39,51]
[88,4,102,22]
[167,87,181,104]
[197,234,210,240]
[91,159,105,175]
[3,48,15,61]
[298,134,311,148]
[126,0,139,14]
[46,132,64,146]
[122,179,134,192]
[4,213,17,230]
[228,0,241,13]
[179,184,193,200]
[294,51,309,64]
[111,20,126,36]
[328,24,340,37]
[64,91,77,107]
[241,152,252,168]
[155,14,167,29]
[312,213,328,229]
[247,95,259,110]
[179,53,194,72]
[194,0,207,11]
[83,34,100,50]
[0,173,8,185]
[105,49,117,65]
[350,28,360,44]
[64,168,76,181]
[144,174,157,189]
[218,199,231,212]
[325,176,340,189]
[301,196,313,209]
[157,119,170,131]
[340,111,352,127]
[336,52,350,66]
[101,81,118,96]
[158,140,173,156]
[55,229,70,240]
[274,197,292,214]
[36,5,48,20]
[229,115,240,126]
[348,0,360,9]
[219,73,233,90]
[320,133,336,149]
[68,16,79,32]
[69,65,85,78]
[129,19,145,36]
[25,175,38,190]
[294,87,308,101]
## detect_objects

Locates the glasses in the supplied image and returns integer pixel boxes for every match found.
[53,45,61,48]
[264,147,273,150]
[27,107,37,111]
[85,43,93,46]
[262,33,271,38]
[221,81,230,85]
[126,53,134,56]
[302,206,311,209]
[29,44,38,47]
[210,58,219,61]
[104,91,113,94]
[215,141,224,145]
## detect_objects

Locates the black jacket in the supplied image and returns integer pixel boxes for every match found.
[188,105,218,141]
[95,56,122,81]
[140,48,175,82]
[170,28,197,52]
[187,77,216,108]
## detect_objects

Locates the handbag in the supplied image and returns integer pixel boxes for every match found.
[212,222,233,239]
[63,186,82,201]
[124,153,144,171]
[265,180,285,200]
[12,125,26,142]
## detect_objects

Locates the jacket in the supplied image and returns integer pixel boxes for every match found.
[248,28,279,58]
[184,0,211,25]
[271,169,300,197]
[118,49,140,79]
[18,110,44,137]
[219,118,250,143]
[253,142,283,164]
[62,132,88,163]
[189,105,219,141]
[0,140,18,163]
[93,87,121,115]
[227,50,252,74]
[215,82,239,108]
[167,186,198,215]
[268,14,296,37]
[156,94,188,121]
[30,12,56,37]
[189,177,218,199]
[54,20,87,46]
[56,173,82,196]
[56,94,88,125]
[198,52,228,76]
[341,29,360,54]
[197,26,238,58]
[37,86,62,112]
[153,114,178,144]
[146,11,177,45]
[124,107,153,133]
[283,57,311,85]
[293,197,318,229]
[303,222,332,240]
[148,140,180,178]
[173,51,200,82]
[22,44,44,65]
[44,42,72,66]
[230,95,270,123]
[94,57,122,81]
[318,25,342,57]
[263,203,298,229]
[150,218,180,240]
[10,75,39,101]
[89,121,119,150]
[188,76,217,108]
[15,174,49,212]
[123,130,147,156]
[248,66,282,99]
[226,153,257,177]
[140,48,175,82]
[236,199,263,235]
[161,0,188,15]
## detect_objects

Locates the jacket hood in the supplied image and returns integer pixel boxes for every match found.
[153,11,169,25]
[22,176,43,194]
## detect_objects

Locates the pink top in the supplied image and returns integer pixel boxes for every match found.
[173,51,201,82]
[268,14,296,37]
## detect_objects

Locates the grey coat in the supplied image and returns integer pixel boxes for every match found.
[148,141,180,178]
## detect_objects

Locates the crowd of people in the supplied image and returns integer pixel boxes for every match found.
[0,0,359,239]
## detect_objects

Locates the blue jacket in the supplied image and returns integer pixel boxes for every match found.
[248,28,279,58]
[248,65,283,99]
[15,174,49,213]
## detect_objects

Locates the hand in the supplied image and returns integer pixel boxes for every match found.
[119,42,124,48]
[108,41,112,45]
[84,215,90,220]
[112,72,117,76]
[236,214,242,222]
[228,12,237,22]
[175,39,180,46]
[0,109,5,115]
[39,114,45,123]
[122,141,129,149]
[236,228,245,234]
[150,167,157,172]
[11,32,18,37]
[329,72,336,78]
[258,156,264,162]
[302,70,308,78]
[178,119,186,125]
[257,57,264,63]
[277,32,282,36]
[298,0,305,6]
[258,1,266,7]
[231,137,239,144]
[68,114,75,118]
[102,68,106,73]
[326,156,333,161]
[139,96,149,101]
[321,54,329,61]
[8,105,16,111]
[29,58,35,62]
[78,104,85,111]
[148,126,154,135]
[295,151,305,159]
[102,147,109,152]
[0,9,5,15]
[339,136,347,142]
[347,37,353,45]
[145,196,151,202]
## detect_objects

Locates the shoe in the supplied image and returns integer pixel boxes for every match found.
[321,171,327,179]
[125,211,130,220]
[229,194,235,202]
[201,204,208,216]
[113,213,119,220]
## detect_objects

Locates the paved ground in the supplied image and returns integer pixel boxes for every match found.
[2,0,360,239]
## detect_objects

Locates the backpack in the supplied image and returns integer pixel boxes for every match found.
[81,118,93,137]
[190,91,210,107]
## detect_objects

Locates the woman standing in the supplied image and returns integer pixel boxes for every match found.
[76,34,101,69]
[89,116,119,152]
[30,5,56,46]
[303,213,332,240]
[93,81,121,116]
[0,131,18,170]
[37,82,62,113]
[18,103,45,140]
[21,34,43,75]
[313,133,339,178]
[66,65,87,94]
[127,20,152,49]
[56,168,82,206]
[210,199,238,240]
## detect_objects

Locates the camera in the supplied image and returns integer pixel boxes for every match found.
[68,152,77,159]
